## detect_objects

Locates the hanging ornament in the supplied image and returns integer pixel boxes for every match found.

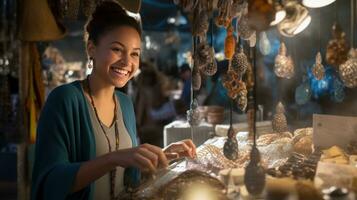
[194,40,211,70]
[230,0,247,20]
[192,66,201,91]
[272,102,288,133]
[330,79,345,102]
[259,31,271,55]
[192,4,209,37]
[236,84,248,112]
[215,0,233,27]
[223,69,244,99]
[339,48,357,88]
[295,78,311,105]
[274,42,295,79]
[231,46,249,76]
[223,102,239,161]
[239,14,255,40]
[201,47,217,76]
[312,52,325,80]
[187,98,200,126]
[224,25,236,60]
[244,146,266,196]
[326,23,349,68]
[247,0,275,32]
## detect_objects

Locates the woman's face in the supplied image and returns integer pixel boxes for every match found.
[88,26,141,88]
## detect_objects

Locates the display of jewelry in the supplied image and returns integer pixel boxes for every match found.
[274,42,295,79]
[312,52,325,80]
[272,102,288,133]
[326,23,349,68]
[339,48,357,88]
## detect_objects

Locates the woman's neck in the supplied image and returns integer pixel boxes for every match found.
[87,73,115,103]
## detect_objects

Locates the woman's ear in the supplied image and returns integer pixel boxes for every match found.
[86,40,96,58]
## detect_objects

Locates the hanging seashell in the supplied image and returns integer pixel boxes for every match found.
[231,46,249,76]
[339,48,357,88]
[326,23,349,68]
[239,14,254,40]
[259,31,271,55]
[274,42,295,79]
[202,47,217,76]
[272,102,288,133]
[224,25,236,59]
[312,52,325,80]
[244,146,266,196]
[215,0,233,27]
[192,66,202,91]
[192,6,209,37]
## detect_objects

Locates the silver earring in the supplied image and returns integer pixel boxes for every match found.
[87,57,93,69]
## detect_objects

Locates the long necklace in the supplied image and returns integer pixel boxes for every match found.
[86,76,119,200]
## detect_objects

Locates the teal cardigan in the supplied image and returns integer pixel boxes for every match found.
[31,81,140,200]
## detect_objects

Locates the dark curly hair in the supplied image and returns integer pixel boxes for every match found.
[84,1,142,45]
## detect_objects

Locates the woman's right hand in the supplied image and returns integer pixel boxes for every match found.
[111,143,168,172]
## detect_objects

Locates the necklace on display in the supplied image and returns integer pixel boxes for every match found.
[86,75,119,200]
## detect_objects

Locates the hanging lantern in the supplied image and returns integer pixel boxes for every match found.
[339,48,357,88]
[232,46,249,76]
[312,52,325,80]
[274,42,295,79]
[326,23,349,68]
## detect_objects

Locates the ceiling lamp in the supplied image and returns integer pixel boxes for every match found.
[278,1,311,37]
[302,0,336,8]
[270,2,286,26]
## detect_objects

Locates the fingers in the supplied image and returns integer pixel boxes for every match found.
[165,152,179,160]
[183,139,197,157]
[133,152,156,172]
[142,143,168,167]
[164,139,197,159]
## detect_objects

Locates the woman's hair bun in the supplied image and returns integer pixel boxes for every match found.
[84,0,142,44]
[91,1,126,21]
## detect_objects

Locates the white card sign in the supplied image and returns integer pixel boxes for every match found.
[313,114,357,149]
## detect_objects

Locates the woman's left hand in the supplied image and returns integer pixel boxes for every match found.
[163,139,197,160]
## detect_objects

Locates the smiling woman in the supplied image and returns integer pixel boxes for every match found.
[31,1,196,200]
